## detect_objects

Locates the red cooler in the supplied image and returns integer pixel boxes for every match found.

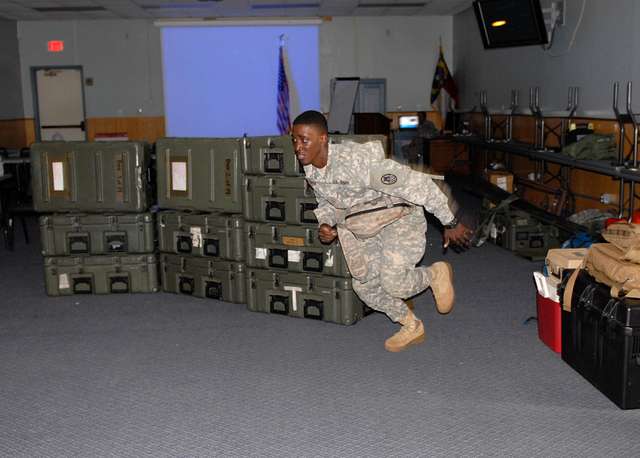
[536,292,562,353]
[533,271,561,353]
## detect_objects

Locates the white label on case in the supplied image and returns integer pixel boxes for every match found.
[190,227,202,248]
[255,247,267,260]
[59,273,70,289]
[325,250,334,267]
[52,162,65,191]
[496,176,507,191]
[284,285,302,312]
[288,250,301,263]
[171,162,187,191]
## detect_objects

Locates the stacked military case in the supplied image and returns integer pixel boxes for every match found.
[242,134,369,325]
[155,138,246,303]
[31,141,158,295]
[480,200,562,259]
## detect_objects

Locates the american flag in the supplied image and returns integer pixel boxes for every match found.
[277,43,291,135]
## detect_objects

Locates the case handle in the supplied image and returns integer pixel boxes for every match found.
[106,233,127,252]
[303,299,324,320]
[72,276,93,294]
[204,238,220,257]
[205,281,223,300]
[268,248,288,269]
[302,252,323,273]
[68,234,89,254]
[176,235,192,254]
[269,294,289,315]
[300,202,318,224]
[109,275,130,293]
[179,276,195,295]
[265,200,286,221]
[263,151,284,173]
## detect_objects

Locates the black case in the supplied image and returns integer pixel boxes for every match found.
[561,270,640,409]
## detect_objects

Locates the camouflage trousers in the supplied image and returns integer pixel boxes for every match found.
[342,206,431,322]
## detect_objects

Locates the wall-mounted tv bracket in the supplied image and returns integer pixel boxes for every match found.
[480,90,494,142]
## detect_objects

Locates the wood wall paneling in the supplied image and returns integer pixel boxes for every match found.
[86,117,165,143]
[0,118,36,150]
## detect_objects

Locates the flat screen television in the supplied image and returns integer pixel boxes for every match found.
[473,0,548,49]
[398,115,419,129]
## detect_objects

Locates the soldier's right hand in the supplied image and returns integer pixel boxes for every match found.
[318,224,338,244]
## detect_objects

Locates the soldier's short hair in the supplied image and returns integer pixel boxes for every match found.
[293,110,328,133]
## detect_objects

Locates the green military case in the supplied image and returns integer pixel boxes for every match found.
[245,221,349,277]
[39,213,155,256]
[160,254,246,304]
[242,135,303,176]
[156,138,243,213]
[246,268,365,325]
[157,211,245,261]
[31,141,152,213]
[243,175,317,225]
[44,254,159,296]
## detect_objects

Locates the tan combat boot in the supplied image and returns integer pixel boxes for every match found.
[384,309,425,352]
[429,261,455,314]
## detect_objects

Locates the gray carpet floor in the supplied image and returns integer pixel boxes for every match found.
[1,213,640,457]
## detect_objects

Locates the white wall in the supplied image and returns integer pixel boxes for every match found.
[319,16,453,113]
[0,19,23,119]
[454,0,640,117]
[17,20,164,118]
[16,16,452,119]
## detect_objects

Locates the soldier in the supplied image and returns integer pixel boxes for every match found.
[291,110,472,352]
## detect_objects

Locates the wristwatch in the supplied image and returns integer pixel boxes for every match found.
[443,217,459,230]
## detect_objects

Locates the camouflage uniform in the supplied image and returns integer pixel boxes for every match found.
[304,140,456,322]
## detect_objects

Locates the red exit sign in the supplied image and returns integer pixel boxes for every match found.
[47,40,64,52]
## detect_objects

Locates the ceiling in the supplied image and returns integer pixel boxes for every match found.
[0,0,473,21]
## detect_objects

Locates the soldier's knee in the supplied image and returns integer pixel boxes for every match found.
[380,270,413,298]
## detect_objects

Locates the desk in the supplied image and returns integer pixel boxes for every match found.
[0,174,14,249]
[0,157,30,177]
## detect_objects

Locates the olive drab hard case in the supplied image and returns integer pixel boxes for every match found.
[242,135,304,176]
[156,138,243,213]
[30,141,152,213]
[246,268,365,325]
[245,221,349,277]
[39,213,155,256]
[44,254,159,296]
[157,211,245,261]
[243,175,317,225]
[160,254,246,304]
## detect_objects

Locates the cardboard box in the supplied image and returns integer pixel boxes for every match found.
[487,171,514,193]
[545,248,588,278]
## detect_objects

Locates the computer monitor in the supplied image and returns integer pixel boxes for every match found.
[398,115,419,130]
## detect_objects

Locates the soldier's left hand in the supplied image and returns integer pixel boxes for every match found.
[443,223,473,251]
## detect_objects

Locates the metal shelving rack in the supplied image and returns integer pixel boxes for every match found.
[453,82,640,219]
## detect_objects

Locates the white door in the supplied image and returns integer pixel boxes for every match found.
[34,68,86,141]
